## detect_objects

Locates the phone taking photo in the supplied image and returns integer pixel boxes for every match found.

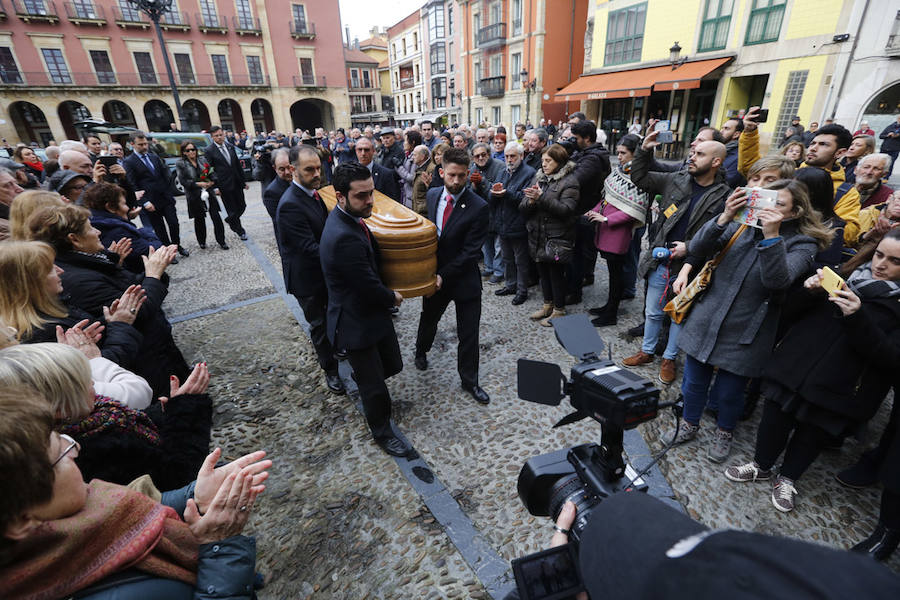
[750,109,769,123]
[820,266,845,297]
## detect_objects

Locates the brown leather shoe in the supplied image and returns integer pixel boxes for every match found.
[623,351,654,367]
[659,359,676,385]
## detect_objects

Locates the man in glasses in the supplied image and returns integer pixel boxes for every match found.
[469,143,505,283]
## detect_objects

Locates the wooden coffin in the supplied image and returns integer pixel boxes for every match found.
[316,185,438,298]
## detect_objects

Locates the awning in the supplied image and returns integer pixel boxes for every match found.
[419,112,447,122]
[554,57,731,102]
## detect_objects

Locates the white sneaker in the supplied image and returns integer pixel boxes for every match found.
[772,475,798,512]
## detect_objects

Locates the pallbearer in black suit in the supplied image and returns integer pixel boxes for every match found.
[414,148,491,405]
[263,148,292,242]
[319,163,410,457]
[205,125,248,240]
[276,145,344,394]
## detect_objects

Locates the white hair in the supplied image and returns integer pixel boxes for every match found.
[861,152,891,171]
[504,141,524,156]
[59,140,88,155]
[413,144,430,160]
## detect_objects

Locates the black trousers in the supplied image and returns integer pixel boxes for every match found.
[296,292,337,375]
[219,186,246,235]
[194,205,226,246]
[346,334,403,440]
[145,202,180,246]
[754,399,833,480]
[536,261,567,309]
[600,251,626,316]
[414,291,481,388]
[566,217,598,295]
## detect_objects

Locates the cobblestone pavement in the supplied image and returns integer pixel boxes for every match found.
[163,182,898,599]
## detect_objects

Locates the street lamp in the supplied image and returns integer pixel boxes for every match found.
[520,68,536,124]
[669,42,687,70]
[128,0,187,130]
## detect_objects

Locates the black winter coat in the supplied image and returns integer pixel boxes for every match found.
[54,250,189,396]
[519,161,580,263]
[491,162,536,238]
[571,143,611,213]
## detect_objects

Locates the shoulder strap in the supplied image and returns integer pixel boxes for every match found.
[833,181,853,205]
[709,224,748,268]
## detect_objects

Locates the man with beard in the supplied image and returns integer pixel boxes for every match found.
[854,153,894,211]
[522,128,548,171]
[276,145,344,395]
[719,117,745,187]
[320,163,409,457]
[421,120,438,150]
[470,142,506,283]
[413,148,490,405]
[801,123,860,244]
[623,132,729,385]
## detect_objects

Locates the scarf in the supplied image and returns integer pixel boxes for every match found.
[603,163,648,226]
[846,263,900,300]
[61,395,161,446]
[23,160,44,172]
[0,480,198,599]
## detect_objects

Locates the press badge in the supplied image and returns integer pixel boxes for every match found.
[664,204,678,218]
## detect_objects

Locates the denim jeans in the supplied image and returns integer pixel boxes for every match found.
[482,232,503,276]
[641,263,681,360]
[681,355,749,431]
[622,226,645,298]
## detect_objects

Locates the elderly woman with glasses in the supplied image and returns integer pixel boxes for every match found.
[175,140,227,250]
[0,386,269,600]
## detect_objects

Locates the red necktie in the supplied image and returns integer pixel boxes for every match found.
[441,194,455,231]
[313,190,320,201]
[359,218,371,244]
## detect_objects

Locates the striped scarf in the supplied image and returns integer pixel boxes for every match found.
[61,395,160,446]
[846,263,900,300]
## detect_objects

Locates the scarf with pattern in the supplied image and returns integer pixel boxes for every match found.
[61,395,160,446]
[603,163,648,226]
[846,263,900,300]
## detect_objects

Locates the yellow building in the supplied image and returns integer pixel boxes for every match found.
[560,0,858,153]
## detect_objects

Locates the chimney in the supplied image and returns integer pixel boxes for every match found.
[345,26,351,47]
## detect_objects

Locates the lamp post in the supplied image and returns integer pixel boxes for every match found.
[128,0,187,130]
[669,42,687,70]
[520,68,536,125]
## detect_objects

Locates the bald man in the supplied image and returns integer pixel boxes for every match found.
[60,149,104,189]
[623,133,731,386]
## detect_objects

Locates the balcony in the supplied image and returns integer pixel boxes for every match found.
[63,1,104,24]
[113,5,149,28]
[479,75,506,97]
[233,14,260,35]
[13,0,60,23]
[477,22,507,48]
[0,71,270,88]
[293,74,327,88]
[349,80,377,91]
[196,12,227,33]
[291,20,315,39]
[159,9,189,31]
[399,76,415,89]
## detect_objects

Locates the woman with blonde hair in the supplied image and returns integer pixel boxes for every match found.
[0,343,212,490]
[780,140,805,168]
[8,189,64,240]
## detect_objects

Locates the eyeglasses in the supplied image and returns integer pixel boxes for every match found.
[473,153,488,159]
[185,148,197,152]
[52,434,80,467]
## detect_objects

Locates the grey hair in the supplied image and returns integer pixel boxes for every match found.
[531,128,548,144]
[860,152,891,171]
[412,144,430,160]
[271,147,290,163]
[504,141,524,156]
[472,142,491,155]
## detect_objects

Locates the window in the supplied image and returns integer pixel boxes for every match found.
[448,4,453,35]
[510,105,520,125]
[292,4,309,32]
[246,56,264,84]
[133,51,156,84]
[492,106,501,125]
[0,48,23,84]
[299,57,314,85]
[475,107,483,125]
[118,0,141,21]
[42,48,71,84]
[473,13,481,41]
[490,54,502,78]
[413,32,418,51]
[350,68,360,88]
[199,0,218,26]
[362,70,371,87]
[89,50,115,84]
[415,63,420,83]
[23,0,48,14]
[174,53,195,84]
[429,7,445,40]
[774,70,808,139]
[72,0,98,19]
[510,52,521,89]
[745,0,786,44]
[160,0,183,25]
[235,0,254,29]
[402,39,407,56]
[211,55,230,84]
[512,0,522,34]
[431,77,446,108]
[699,0,733,51]
[474,61,481,91]
[489,1,501,24]
[604,2,647,66]
[448,41,454,73]
[430,44,446,75]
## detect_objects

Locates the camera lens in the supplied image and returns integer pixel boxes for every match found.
[547,474,600,544]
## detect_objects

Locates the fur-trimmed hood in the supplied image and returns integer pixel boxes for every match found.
[535,160,576,184]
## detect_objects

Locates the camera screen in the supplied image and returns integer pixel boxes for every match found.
[511,543,583,600]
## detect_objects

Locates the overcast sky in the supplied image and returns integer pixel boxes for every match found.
[339,0,424,43]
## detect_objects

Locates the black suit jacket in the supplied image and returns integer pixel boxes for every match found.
[123,152,175,209]
[426,186,489,301]
[276,182,328,298]
[320,207,396,350]
[204,142,245,192]
[369,162,401,202]
[263,177,290,224]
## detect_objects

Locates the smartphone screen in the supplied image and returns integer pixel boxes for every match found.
[98,156,118,168]
[511,544,584,600]
[753,109,769,123]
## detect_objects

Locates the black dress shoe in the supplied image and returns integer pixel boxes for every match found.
[564,293,582,305]
[588,304,609,316]
[836,456,879,489]
[219,243,230,250]
[627,322,645,337]
[582,275,595,287]
[239,232,249,241]
[511,293,528,305]
[463,383,490,405]
[198,243,207,249]
[177,245,190,257]
[390,306,400,316]
[852,523,900,561]
[414,355,428,371]
[495,286,516,296]
[325,372,345,394]
[591,313,617,327]
[377,435,412,457]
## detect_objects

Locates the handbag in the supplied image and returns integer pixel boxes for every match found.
[544,237,574,263]
[663,224,747,324]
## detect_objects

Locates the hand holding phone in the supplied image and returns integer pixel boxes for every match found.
[820,266,845,297]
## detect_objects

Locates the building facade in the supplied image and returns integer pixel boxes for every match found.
[345,46,387,126]
[457,0,588,129]
[387,9,425,126]
[0,0,350,144]
[420,0,459,125]
[561,0,863,153]
[357,33,393,125]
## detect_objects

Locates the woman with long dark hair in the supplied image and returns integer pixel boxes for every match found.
[175,140,227,250]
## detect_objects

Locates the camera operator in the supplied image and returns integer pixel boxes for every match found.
[92,145,141,219]
[252,139,279,190]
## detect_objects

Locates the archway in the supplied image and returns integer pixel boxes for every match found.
[217,99,245,133]
[57,100,92,140]
[251,98,275,134]
[290,99,334,132]
[144,100,175,132]
[9,101,53,145]
[861,82,900,144]
[102,100,138,128]
[182,99,211,132]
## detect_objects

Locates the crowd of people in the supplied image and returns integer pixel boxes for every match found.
[1,106,899,597]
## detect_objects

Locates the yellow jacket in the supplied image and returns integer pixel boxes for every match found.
[737,128,761,177]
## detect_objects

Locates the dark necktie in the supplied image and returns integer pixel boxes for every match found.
[141,153,155,173]
[441,194,455,231]
[359,218,371,245]
[312,190,326,218]
[219,145,230,164]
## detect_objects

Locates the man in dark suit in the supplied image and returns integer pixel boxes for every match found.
[276,145,343,394]
[123,131,187,257]
[319,162,409,457]
[353,137,400,202]
[205,125,248,240]
[263,147,292,241]
[413,148,490,405]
